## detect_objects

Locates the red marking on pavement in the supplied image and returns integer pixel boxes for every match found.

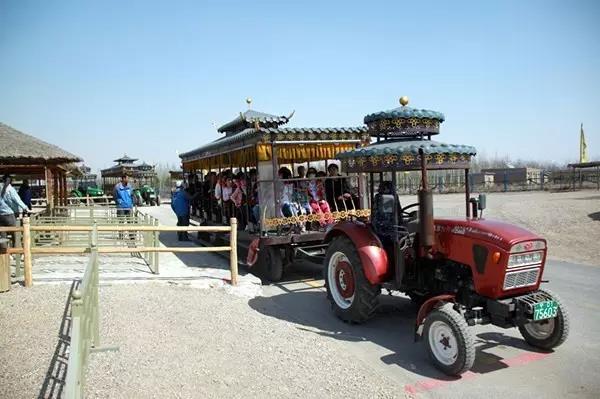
[502,351,549,366]
[403,352,549,396]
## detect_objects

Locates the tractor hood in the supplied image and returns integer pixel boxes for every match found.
[434,218,543,250]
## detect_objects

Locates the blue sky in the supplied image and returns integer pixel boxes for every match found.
[1,0,598,172]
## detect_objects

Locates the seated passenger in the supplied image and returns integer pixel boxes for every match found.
[307,168,333,226]
[278,167,297,218]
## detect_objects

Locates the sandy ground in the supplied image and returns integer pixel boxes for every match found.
[0,283,403,399]
[399,190,600,266]
[0,190,597,399]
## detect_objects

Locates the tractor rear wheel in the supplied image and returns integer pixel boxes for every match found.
[324,236,379,323]
[518,289,570,350]
[423,303,475,376]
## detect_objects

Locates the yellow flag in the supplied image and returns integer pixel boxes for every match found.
[580,123,588,163]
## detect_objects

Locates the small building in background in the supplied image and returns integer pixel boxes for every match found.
[469,172,495,186]
[481,167,544,184]
[100,154,157,193]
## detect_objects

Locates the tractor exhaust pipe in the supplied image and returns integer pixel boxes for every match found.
[418,149,435,254]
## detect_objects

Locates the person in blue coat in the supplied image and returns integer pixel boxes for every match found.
[113,175,135,216]
[171,181,193,241]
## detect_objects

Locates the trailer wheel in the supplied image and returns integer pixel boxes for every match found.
[518,289,570,350]
[259,245,284,282]
[324,236,379,323]
[424,303,475,376]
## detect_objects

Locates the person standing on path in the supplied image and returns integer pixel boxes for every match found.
[0,175,28,244]
[171,181,193,241]
[113,175,135,239]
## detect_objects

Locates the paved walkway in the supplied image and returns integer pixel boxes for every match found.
[27,205,261,297]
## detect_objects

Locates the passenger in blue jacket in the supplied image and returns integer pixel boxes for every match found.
[171,181,194,241]
[113,174,135,216]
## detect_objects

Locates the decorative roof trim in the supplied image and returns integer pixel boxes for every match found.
[363,106,445,124]
[179,127,369,162]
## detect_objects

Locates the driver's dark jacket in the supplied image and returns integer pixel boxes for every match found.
[325,175,351,209]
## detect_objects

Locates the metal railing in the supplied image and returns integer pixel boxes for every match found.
[66,195,114,206]
[64,224,104,399]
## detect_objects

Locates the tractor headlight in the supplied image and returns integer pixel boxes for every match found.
[507,251,543,268]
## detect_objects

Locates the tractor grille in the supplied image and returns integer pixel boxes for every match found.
[503,267,540,290]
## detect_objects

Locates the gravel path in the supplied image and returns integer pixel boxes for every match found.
[1,283,405,399]
[0,284,72,399]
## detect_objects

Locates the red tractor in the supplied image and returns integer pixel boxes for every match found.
[324,97,569,376]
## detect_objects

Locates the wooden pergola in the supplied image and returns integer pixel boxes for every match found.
[0,122,82,208]
[567,161,600,190]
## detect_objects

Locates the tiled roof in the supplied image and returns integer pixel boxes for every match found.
[217,110,292,133]
[337,139,476,159]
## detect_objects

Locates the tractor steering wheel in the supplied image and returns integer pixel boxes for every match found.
[400,203,419,217]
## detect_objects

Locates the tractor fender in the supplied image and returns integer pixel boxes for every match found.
[324,221,389,285]
[414,294,456,341]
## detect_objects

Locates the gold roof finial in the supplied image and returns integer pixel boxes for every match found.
[246,97,252,109]
[399,96,409,106]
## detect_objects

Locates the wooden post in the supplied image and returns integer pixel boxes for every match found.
[153,218,159,274]
[14,219,22,279]
[23,217,32,287]
[229,218,238,286]
[62,174,67,206]
[44,167,52,208]
[0,239,10,292]
[53,172,59,210]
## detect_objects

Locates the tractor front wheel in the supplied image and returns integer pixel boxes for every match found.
[324,236,379,323]
[518,290,570,350]
[423,303,475,376]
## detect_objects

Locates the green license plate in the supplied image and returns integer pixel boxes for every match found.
[533,300,558,321]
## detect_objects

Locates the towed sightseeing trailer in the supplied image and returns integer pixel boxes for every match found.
[323,97,569,375]
[179,99,370,281]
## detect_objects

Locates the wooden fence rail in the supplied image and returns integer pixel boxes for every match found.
[0,217,238,287]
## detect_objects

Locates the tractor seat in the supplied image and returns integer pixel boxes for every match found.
[372,193,400,239]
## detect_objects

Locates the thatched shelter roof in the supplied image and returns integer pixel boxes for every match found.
[0,122,81,164]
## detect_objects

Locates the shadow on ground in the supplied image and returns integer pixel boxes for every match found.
[156,230,257,285]
[38,281,77,399]
[588,211,600,221]
[249,288,545,380]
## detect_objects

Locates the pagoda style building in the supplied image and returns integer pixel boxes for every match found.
[100,154,157,192]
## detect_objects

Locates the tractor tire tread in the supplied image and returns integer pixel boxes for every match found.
[325,236,379,324]
[518,288,570,349]
[424,303,475,376]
